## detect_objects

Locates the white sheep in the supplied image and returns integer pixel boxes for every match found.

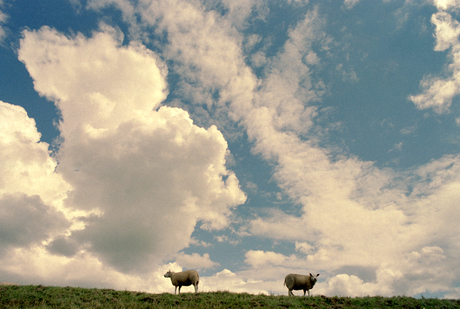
[284,273,319,296]
[164,270,200,294]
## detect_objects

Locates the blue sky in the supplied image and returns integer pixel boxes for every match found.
[1,0,460,298]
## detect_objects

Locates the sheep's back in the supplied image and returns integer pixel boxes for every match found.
[285,274,311,289]
[173,270,199,286]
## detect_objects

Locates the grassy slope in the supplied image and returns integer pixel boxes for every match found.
[1,285,459,308]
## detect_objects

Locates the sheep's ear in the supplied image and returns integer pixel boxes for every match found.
[317,274,320,277]
[309,273,312,276]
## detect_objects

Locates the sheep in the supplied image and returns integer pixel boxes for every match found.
[284,273,319,296]
[164,270,199,294]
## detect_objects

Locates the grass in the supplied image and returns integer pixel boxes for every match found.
[0,285,459,308]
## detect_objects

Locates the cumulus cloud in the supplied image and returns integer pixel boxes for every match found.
[17,26,246,275]
[0,193,69,254]
[174,252,219,270]
[244,250,286,268]
[200,269,273,294]
[0,247,182,292]
[0,102,71,257]
[0,101,70,207]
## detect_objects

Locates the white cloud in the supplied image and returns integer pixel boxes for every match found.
[18,26,168,133]
[343,0,360,9]
[246,153,460,296]
[433,0,460,11]
[318,272,396,297]
[432,12,460,51]
[0,0,6,43]
[295,241,315,254]
[73,1,460,296]
[244,250,286,268]
[305,51,320,65]
[0,101,70,208]
[0,246,186,293]
[389,141,403,152]
[16,26,246,275]
[0,193,69,255]
[409,10,460,112]
[6,0,460,297]
[200,269,274,294]
[173,252,219,270]
[129,0,258,128]
[0,102,72,257]
[234,5,460,297]
[245,9,329,158]
[219,0,265,29]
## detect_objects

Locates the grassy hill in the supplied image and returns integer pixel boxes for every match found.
[1,284,459,308]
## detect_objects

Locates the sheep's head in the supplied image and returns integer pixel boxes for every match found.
[309,273,320,283]
[164,270,173,278]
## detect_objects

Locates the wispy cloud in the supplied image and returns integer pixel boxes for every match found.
[0,0,7,43]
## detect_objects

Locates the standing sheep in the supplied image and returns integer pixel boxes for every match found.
[164,270,200,294]
[284,273,319,296]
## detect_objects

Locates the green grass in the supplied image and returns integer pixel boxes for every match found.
[0,285,459,308]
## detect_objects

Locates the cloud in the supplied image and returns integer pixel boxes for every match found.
[0,1,7,43]
[244,250,286,268]
[0,101,71,258]
[295,241,315,254]
[18,26,168,133]
[95,0,260,129]
[200,269,273,294]
[217,0,265,30]
[233,5,460,296]
[72,1,460,296]
[6,0,460,297]
[409,9,460,112]
[433,0,460,11]
[245,153,460,295]
[46,235,80,257]
[343,0,360,9]
[0,246,182,292]
[173,252,219,270]
[0,193,69,254]
[0,101,70,207]
[17,26,246,274]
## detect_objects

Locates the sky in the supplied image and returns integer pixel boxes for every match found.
[1,0,460,298]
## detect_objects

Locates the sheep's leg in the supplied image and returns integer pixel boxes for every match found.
[174,286,177,295]
[178,286,181,294]
[307,290,311,297]
[303,290,307,297]
[194,284,198,293]
[288,289,293,296]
